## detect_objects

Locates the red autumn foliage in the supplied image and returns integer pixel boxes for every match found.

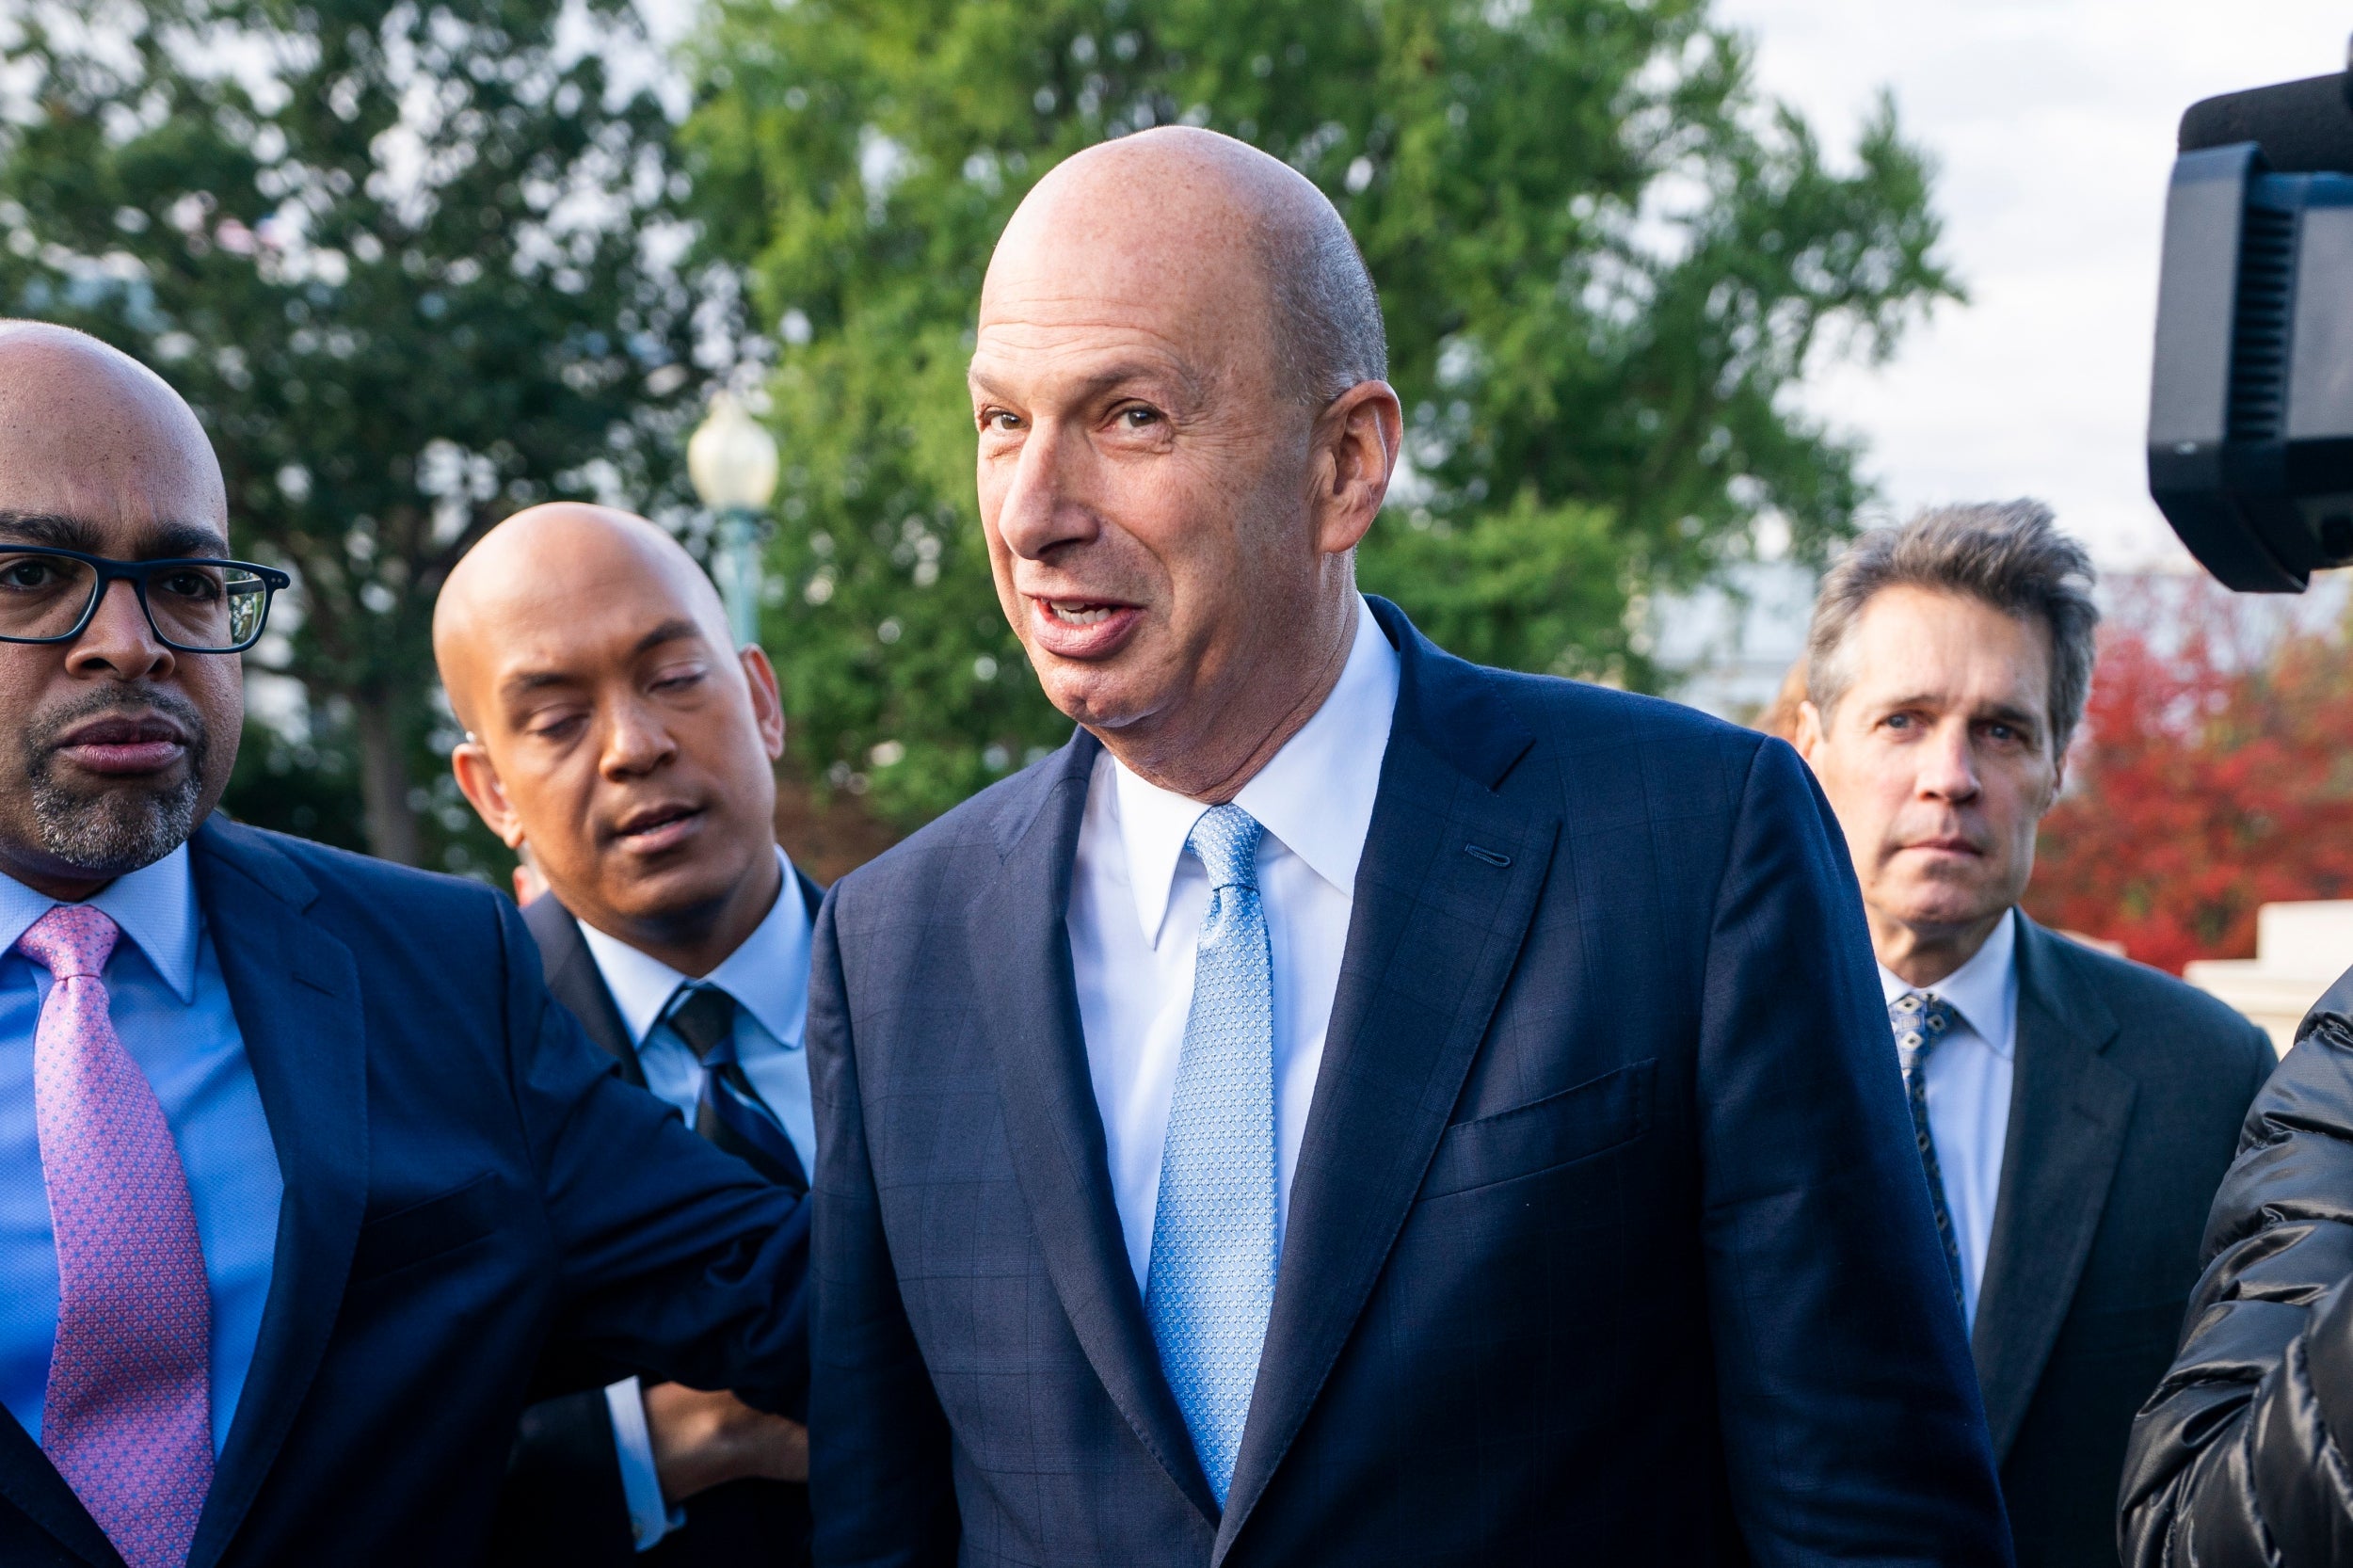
[2026,582,2353,974]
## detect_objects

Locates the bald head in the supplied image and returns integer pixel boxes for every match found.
[986,127,1385,404]
[0,320,226,545]
[969,128,1402,802]
[435,503,732,732]
[437,502,789,973]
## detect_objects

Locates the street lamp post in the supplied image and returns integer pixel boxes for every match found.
[686,390,781,648]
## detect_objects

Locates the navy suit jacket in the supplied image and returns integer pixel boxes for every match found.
[490,880,824,1568]
[0,817,808,1568]
[807,599,2011,1567]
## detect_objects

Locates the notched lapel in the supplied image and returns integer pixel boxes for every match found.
[522,897,640,1081]
[967,738,1220,1523]
[1970,921,2134,1464]
[185,823,369,1568]
[0,1406,120,1565]
[1216,656,1558,1560]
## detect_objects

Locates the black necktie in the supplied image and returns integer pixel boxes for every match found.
[662,983,807,1193]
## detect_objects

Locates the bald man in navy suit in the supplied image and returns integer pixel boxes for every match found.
[0,321,808,1568]
[440,503,821,1566]
[806,131,2009,1568]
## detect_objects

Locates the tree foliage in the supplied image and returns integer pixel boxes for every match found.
[0,0,711,868]
[682,0,1960,824]
[2029,584,2353,975]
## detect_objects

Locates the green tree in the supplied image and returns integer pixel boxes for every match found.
[0,0,712,869]
[682,0,1958,826]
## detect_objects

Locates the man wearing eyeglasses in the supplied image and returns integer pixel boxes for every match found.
[0,320,811,1568]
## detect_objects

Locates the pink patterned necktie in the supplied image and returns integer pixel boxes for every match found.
[20,904,213,1568]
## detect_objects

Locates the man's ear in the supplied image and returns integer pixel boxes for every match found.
[740,645,787,762]
[451,739,523,847]
[2042,744,2068,818]
[1793,699,1827,767]
[1311,379,1402,556]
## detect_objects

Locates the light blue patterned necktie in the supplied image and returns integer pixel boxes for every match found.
[1145,803,1277,1506]
[1888,990,1967,1310]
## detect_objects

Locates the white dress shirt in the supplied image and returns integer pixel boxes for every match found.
[1068,595,1400,1288]
[1879,908,2019,1331]
[572,845,816,1551]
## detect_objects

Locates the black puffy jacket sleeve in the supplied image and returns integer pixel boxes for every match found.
[2121,1005,2353,1567]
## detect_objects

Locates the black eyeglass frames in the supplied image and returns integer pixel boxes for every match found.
[0,547,291,654]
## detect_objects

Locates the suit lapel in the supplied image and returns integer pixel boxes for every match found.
[0,1409,120,1565]
[1216,603,1555,1559]
[521,896,642,1083]
[970,733,1222,1524]
[184,820,370,1568]
[1970,918,2135,1464]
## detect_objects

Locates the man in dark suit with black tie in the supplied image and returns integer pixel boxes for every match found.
[1794,502,2274,1566]
[805,127,2010,1566]
[0,323,810,1568]
[436,502,818,1565]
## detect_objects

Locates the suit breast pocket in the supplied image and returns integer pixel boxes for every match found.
[1419,1060,1654,1200]
[349,1172,504,1286]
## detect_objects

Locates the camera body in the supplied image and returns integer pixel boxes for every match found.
[2151,72,2353,589]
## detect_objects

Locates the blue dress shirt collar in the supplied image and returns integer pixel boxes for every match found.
[1876,906,2019,1061]
[0,844,200,1002]
[575,847,811,1049]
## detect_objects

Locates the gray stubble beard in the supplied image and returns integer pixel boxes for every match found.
[23,689,210,877]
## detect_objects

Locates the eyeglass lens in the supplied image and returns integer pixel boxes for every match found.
[0,552,270,650]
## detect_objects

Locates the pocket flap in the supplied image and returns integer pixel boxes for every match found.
[1420,1060,1654,1199]
[350,1172,503,1284]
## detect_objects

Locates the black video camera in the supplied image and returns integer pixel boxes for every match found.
[2152,52,2353,590]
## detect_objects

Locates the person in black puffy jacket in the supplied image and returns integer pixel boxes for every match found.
[2122,970,2353,1566]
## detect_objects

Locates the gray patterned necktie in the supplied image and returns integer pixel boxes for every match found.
[1888,991,1966,1310]
[1145,803,1277,1506]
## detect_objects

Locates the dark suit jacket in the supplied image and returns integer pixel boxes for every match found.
[806,598,2011,1567]
[489,878,822,1568]
[1976,919,2271,1567]
[0,817,808,1568]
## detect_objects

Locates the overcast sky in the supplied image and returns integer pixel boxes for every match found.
[1711,0,2353,568]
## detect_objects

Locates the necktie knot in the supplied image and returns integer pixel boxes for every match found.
[1186,804,1264,893]
[664,983,738,1064]
[1888,990,1957,1070]
[17,904,120,982]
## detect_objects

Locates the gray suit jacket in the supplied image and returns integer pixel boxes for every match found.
[1976,917,2272,1567]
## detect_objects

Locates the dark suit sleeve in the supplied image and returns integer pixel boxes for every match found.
[496,892,812,1416]
[485,1390,638,1568]
[807,889,958,1568]
[1696,740,2012,1565]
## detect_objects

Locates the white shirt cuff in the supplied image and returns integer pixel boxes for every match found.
[604,1377,689,1552]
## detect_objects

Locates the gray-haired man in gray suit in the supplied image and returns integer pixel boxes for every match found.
[1797,501,2273,1568]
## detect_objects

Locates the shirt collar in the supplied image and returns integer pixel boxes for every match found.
[575,846,813,1048]
[1877,906,2019,1059]
[1111,595,1401,949]
[0,843,200,1003]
